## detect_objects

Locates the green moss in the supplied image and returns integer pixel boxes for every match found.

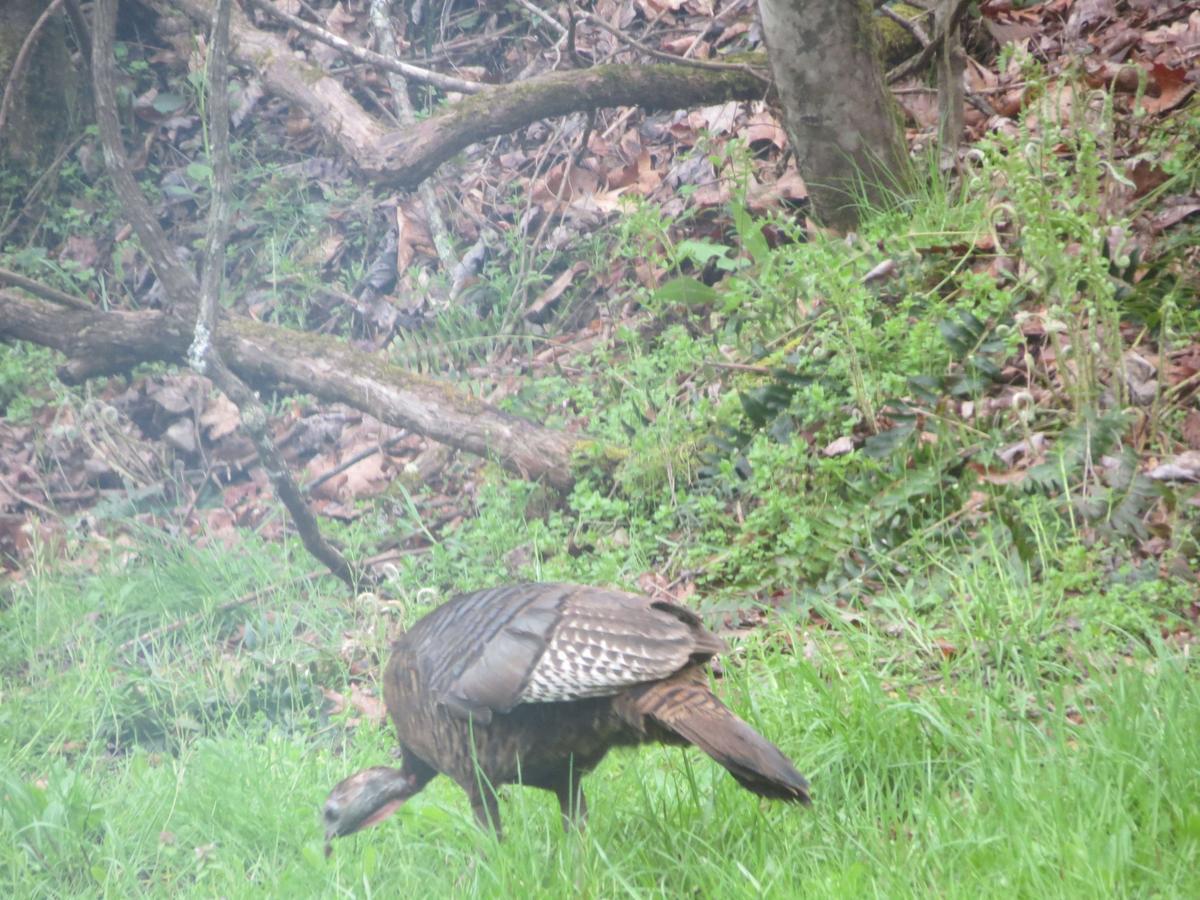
[874,3,924,68]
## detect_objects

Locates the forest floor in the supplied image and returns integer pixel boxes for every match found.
[2,1,1200,896]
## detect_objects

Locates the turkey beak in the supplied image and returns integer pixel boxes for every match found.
[322,767,415,854]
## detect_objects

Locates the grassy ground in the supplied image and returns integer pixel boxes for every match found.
[2,523,1197,898]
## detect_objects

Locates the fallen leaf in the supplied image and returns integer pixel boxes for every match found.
[1150,195,1200,233]
[350,682,387,724]
[1147,452,1200,482]
[1142,63,1195,114]
[200,393,241,441]
[823,436,855,457]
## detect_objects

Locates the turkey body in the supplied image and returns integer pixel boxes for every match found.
[323,583,809,846]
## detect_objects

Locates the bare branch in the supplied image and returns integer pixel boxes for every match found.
[92,0,200,311]
[936,0,966,172]
[879,5,931,47]
[576,11,769,75]
[153,0,768,193]
[190,0,234,375]
[366,62,769,189]
[513,0,568,38]
[244,0,485,95]
[0,293,588,491]
[367,0,458,275]
[887,0,970,84]
[0,266,92,311]
[63,0,91,68]
[189,0,360,589]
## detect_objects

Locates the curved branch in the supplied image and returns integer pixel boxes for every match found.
[153,0,768,192]
[366,62,769,189]
[152,0,389,157]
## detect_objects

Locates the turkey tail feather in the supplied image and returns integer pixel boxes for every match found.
[634,677,811,804]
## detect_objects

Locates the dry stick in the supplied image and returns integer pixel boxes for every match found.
[590,2,690,142]
[176,465,215,529]
[367,0,458,278]
[893,81,1028,96]
[879,5,931,48]
[187,0,360,590]
[244,0,484,95]
[305,434,405,495]
[886,0,970,85]
[63,0,91,68]
[507,113,580,319]
[116,580,303,655]
[91,0,200,310]
[0,0,66,135]
[935,0,966,172]
[513,0,568,38]
[0,474,60,519]
[706,360,773,375]
[0,267,92,311]
[578,11,768,77]
[564,0,583,68]
[680,0,750,61]
[93,0,361,590]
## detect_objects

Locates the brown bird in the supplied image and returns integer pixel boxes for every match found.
[322,583,809,849]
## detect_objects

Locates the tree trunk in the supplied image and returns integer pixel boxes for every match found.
[0,0,81,167]
[756,0,908,231]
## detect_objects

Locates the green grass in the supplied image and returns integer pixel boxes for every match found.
[2,525,1197,898]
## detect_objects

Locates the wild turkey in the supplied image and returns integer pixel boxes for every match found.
[322,583,809,848]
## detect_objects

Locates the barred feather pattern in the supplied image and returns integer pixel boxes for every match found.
[519,607,697,703]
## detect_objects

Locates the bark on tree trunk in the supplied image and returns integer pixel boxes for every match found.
[0,0,82,167]
[0,292,587,491]
[756,0,908,231]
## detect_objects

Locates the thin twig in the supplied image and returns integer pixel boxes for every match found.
[188,0,232,375]
[306,434,405,495]
[513,0,567,38]
[680,0,750,61]
[879,5,931,48]
[244,0,484,95]
[63,0,91,67]
[186,0,361,590]
[367,0,459,276]
[886,0,970,84]
[115,570,322,656]
[705,360,773,375]
[113,548,428,658]
[0,131,88,248]
[92,0,200,310]
[0,267,92,310]
[0,475,60,518]
[578,11,769,77]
